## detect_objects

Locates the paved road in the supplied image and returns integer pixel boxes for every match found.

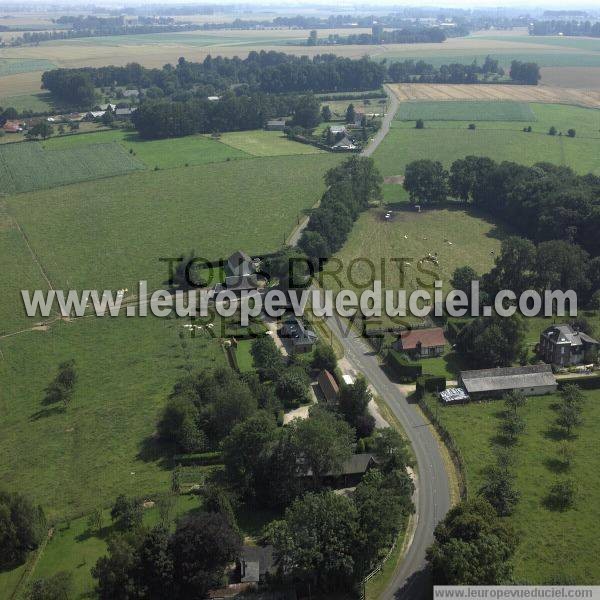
[361,84,399,158]
[286,85,399,247]
[323,314,451,600]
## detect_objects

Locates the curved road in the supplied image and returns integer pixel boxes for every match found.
[286,85,399,247]
[324,315,451,600]
[335,86,450,599]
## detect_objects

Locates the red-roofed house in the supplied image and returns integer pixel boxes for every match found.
[3,121,22,133]
[393,327,446,359]
[317,369,339,403]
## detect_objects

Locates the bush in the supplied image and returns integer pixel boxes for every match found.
[468,123,476,130]
[567,128,576,138]
[387,350,422,381]
[415,119,424,129]
[548,126,557,136]
[557,375,600,390]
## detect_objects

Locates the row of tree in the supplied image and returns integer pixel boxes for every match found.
[298,156,383,260]
[308,26,447,46]
[530,19,600,37]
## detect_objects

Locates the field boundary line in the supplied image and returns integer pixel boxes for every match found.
[11,214,54,292]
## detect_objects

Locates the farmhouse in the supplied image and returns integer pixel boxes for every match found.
[317,369,339,403]
[280,315,317,354]
[115,107,136,119]
[123,89,139,98]
[459,364,557,400]
[329,124,347,135]
[3,121,22,133]
[324,453,377,487]
[332,135,357,150]
[539,324,599,367]
[266,119,287,131]
[393,327,446,359]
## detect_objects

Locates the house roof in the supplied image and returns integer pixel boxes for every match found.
[115,108,135,116]
[267,119,286,125]
[460,364,556,394]
[326,453,376,476]
[398,327,446,350]
[3,122,21,132]
[332,135,355,148]
[329,125,347,134]
[318,369,339,402]
[542,324,598,347]
[239,545,274,582]
[282,316,317,346]
[227,250,254,277]
[224,274,259,291]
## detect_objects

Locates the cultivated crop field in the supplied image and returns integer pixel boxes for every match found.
[390,83,600,109]
[0,57,55,76]
[423,391,600,583]
[330,207,505,328]
[0,141,143,194]
[397,100,535,121]
[5,153,342,292]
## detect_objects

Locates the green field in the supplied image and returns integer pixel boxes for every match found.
[5,154,341,293]
[219,129,322,156]
[0,92,55,113]
[0,141,143,194]
[396,101,535,122]
[0,58,55,76]
[330,207,506,327]
[375,103,600,176]
[424,391,600,583]
[44,129,250,169]
[0,315,223,522]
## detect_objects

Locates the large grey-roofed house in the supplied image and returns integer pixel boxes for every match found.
[280,315,317,354]
[223,250,259,293]
[539,324,599,367]
[459,364,557,399]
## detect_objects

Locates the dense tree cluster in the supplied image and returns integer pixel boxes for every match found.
[42,359,77,408]
[42,53,386,107]
[388,55,506,84]
[508,60,541,85]
[427,498,518,585]
[92,512,241,600]
[157,367,258,452]
[311,26,446,46]
[0,490,46,568]
[530,19,600,37]
[298,156,383,260]
[264,428,414,590]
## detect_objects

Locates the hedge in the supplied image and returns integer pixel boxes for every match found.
[416,374,446,398]
[172,451,223,466]
[557,375,600,390]
[387,350,422,381]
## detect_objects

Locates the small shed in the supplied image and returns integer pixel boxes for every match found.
[318,369,339,403]
[266,119,287,131]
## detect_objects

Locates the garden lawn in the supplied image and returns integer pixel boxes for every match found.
[0,58,55,76]
[44,129,250,169]
[423,391,600,583]
[0,315,224,522]
[5,153,341,292]
[218,130,322,156]
[235,339,255,373]
[396,101,535,122]
[0,92,55,113]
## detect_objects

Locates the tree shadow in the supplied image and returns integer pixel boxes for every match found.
[543,426,572,442]
[136,435,175,469]
[30,405,66,421]
[75,522,115,543]
[543,457,570,474]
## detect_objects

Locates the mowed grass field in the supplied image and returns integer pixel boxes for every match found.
[375,101,600,176]
[44,129,250,169]
[0,91,55,113]
[330,207,506,327]
[396,100,535,121]
[218,129,322,156]
[423,391,600,583]
[0,315,223,522]
[4,153,341,294]
[0,141,143,194]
